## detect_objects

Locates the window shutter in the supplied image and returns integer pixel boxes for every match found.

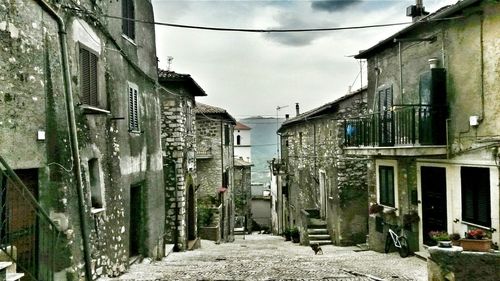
[80,47,98,107]
[461,167,491,227]
[80,48,90,105]
[122,0,135,40]
[128,85,139,132]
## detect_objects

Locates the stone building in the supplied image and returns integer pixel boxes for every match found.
[278,89,369,246]
[344,0,500,253]
[195,103,236,243]
[233,158,253,232]
[0,0,165,280]
[158,70,206,251]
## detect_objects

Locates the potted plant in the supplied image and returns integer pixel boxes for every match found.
[283,228,291,241]
[449,233,461,246]
[369,203,384,215]
[290,227,300,243]
[460,228,491,252]
[429,231,451,247]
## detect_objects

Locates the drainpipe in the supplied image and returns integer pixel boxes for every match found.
[35,1,92,280]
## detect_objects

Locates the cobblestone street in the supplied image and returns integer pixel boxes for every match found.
[102,234,427,281]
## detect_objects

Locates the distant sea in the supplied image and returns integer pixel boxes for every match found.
[239,117,284,186]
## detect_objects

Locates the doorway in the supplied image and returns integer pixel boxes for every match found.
[421,166,447,245]
[130,184,144,257]
[319,171,326,219]
[187,184,196,241]
[2,169,39,280]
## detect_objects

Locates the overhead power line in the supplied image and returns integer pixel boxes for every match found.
[63,5,415,33]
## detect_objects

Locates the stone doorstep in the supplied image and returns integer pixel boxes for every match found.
[309,240,333,245]
[164,244,175,257]
[309,234,331,240]
[6,273,24,281]
[308,228,328,234]
[415,250,430,261]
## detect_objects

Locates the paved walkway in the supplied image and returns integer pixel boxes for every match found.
[102,234,427,281]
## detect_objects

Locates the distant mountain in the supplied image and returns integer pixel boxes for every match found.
[239,117,284,185]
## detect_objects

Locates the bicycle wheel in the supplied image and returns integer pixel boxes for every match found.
[398,236,410,258]
[384,233,392,253]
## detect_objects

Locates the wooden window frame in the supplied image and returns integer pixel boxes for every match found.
[376,160,398,209]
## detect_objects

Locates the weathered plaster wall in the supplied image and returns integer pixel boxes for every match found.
[0,0,165,279]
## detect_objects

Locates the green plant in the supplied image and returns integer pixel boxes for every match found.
[283,228,291,241]
[369,203,384,215]
[449,233,461,241]
[466,228,487,240]
[403,211,420,226]
[429,231,450,241]
[290,227,300,243]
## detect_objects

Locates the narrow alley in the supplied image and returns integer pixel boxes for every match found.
[102,234,427,281]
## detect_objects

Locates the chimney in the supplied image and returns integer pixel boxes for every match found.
[285,114,289,120]
[406,0,429,22]
[295,103,300,116]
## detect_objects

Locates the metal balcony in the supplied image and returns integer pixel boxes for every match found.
[344,105,447,150]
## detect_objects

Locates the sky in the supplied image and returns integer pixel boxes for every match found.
[151,0,458,119]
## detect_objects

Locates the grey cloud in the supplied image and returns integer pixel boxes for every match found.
[264,11,335,47]
[311,0,362,12]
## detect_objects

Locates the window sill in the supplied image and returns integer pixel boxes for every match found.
[91,207,105,214]
[129,130,142,135]
[80,105,111,115]
[122,34,137,46]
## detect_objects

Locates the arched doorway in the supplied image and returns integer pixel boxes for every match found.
[187,184,196,241]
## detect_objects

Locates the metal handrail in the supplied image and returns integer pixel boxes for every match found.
[0,156,62,281]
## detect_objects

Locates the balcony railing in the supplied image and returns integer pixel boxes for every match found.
[344,105,447,147]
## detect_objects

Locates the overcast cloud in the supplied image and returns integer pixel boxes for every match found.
[152,0,458,118]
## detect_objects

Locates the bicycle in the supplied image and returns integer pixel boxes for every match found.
[383,222,410,258]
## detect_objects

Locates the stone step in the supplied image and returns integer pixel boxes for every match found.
[308,218,327,227]
[309,234,331,240]
[309,240,332,246]
[307,228,328,235]
[7,273,24,281]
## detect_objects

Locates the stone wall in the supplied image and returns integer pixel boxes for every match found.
[280,90,369,246]
[234,164,252,231]
[196,115,235,242]
[0,0,165,279]
[428,246,500,281]
[159,92,197,251]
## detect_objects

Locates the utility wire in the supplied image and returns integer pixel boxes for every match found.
[63,5,414,33]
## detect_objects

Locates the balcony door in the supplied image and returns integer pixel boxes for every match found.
[378,86,394,146]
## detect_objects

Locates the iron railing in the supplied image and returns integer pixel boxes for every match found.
[344,105,447,147]
[0,156,62,281]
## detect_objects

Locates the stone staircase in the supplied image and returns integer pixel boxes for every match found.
[0,246,24,281]
[307,218,332,246]
[0,261,24,281]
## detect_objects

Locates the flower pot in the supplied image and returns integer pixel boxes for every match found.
[460,239,491,252]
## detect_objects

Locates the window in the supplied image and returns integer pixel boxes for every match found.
[379,165,395,207]
[88,158,104,209]
[378,85,394,146]
[236,135,241,145]
[299,132,303,146]
[80,46,98,107]
[122,0,135,40]
[224,124,230,146]
[222,170,229,188]
[461,167,491,227]
[128,83,139,132]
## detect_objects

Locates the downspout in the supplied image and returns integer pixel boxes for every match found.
[479,13,485,121]
[35,1,93,280]
[398,41,404,103]
[220,120,225,240]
